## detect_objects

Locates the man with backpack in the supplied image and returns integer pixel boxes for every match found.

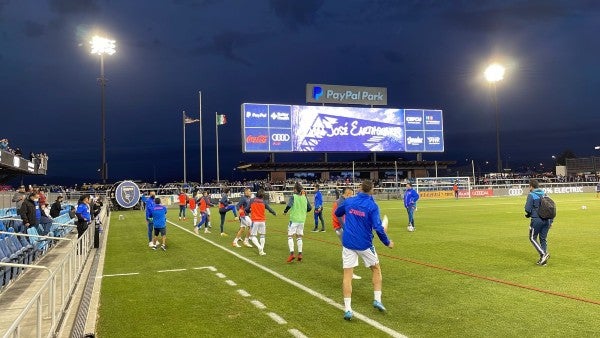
[525,179,555,266]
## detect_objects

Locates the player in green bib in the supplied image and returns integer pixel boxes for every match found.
[283,182,313,263]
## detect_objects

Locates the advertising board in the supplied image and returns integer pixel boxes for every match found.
[242,103,444,153]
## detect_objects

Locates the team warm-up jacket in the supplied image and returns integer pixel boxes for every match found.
[145,197,156,220]
[403,188,420,208]
[335,192,390,251]
[149,204,168,228]
[236,195,251,217]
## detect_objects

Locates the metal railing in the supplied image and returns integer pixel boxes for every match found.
[1,223,95,338]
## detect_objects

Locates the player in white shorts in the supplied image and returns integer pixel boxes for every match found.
[334,180,394,321]
[233,188,253,248]
[283,182,312,263]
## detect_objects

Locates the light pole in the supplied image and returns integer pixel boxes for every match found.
[90,35,116,184]
[485,63,505,173]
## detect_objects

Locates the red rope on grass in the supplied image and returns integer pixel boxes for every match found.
[270,229,600,306]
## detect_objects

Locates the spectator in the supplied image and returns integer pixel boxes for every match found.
[50,195,63,218]
[20,192,40,230]
[12,185,26,215]
[0,138,8,150]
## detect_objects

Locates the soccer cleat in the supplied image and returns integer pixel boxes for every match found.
[539,252,550,265]
[286,254,295,263]
[204,228,211,233]
[243,240,253,248]
[220,232,228,237]
[183,217,187,220]
[193,227,199,235]
[152,245,157,250]
[259,250,266,256]
[344,311,353,321]
[297,253,303,262]
[320,229,326,232]
[373,300,387,312]
[161,245,166,251]
[232,241,241,248]
[148,241,154,247]
[311,228,319,232]
[352,274,362,280]
[178,217,181,220]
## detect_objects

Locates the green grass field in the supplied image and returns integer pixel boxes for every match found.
[97,194,600,337]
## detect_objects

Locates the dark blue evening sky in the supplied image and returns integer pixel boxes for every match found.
[1,0,599,184]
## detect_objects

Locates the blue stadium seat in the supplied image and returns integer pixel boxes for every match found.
[0,238,22,277]
[27,226,48,252]
[9,235,34,264]
[0,220,7,240]
[0,246,10,288]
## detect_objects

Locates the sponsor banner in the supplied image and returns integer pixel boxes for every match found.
[241,104,444,153]
[424,110,443,131]
[494,186,592,197]
[419,190,454,199]
[470,189,494,197]
[306,84,387,105]
[542,187,584,194]
[115,181,141,209]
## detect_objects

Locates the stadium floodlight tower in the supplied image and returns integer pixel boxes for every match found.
[90,35,116,184]
[484,63,505,173]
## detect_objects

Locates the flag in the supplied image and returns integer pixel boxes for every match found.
[216,114,227,125]
[184,115,199,124]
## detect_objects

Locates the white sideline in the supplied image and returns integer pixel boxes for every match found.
[250,300,267,310]
[158,268,187,273]
[237,289,251,297]
[225,280,237,286]
[168,220,407,338]
[101,272,139,278]
[288,328,308,338]
[267,312,288,325]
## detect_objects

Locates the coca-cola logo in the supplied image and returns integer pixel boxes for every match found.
[246,135,267,144]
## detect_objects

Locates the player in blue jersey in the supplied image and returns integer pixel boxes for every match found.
[404,183,420,232]
[233,188,253,248]
[149,198,168,251]
[145,191,156,247]
[312,184,325,232]
[218,188,239,236]
[335,180,394,321]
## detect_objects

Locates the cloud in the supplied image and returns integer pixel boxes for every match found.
[24,20,45,38]
[191,30,272,66]
[269,0,325,28]
[48,0,100,15]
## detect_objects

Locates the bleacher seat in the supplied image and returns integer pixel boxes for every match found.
[26,226,48,252]
[0,245,10,288]
[0,238,22,278]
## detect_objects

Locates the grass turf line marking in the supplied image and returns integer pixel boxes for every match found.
[215,272,227,278]
[168,220,407,338]
[267,312,288,325]
[225,280,237,286]
[193,266,217,271]
[288,328,308,338]
[250,300,267,310]
[272,228,600,307]
[237,289,251,297]
[101,272,139,278]
[158,268,187,273]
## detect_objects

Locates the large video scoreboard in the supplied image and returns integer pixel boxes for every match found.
[242,103,444,153]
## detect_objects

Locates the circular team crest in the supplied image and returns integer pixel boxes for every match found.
[115,181,141,208]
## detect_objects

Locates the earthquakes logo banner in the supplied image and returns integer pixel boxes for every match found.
[115,180,141,208]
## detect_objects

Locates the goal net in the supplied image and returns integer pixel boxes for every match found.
[414,177,472,199]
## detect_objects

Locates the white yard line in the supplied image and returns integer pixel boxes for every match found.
[288,328,308,338]
[225,280,237,286]
[101,272,139,278]
[267,312,288,325]
[215,272,227,278]
[237,289,251,297]
[157,268,187,273]
[168,220,407,338]
[250,300,267,310]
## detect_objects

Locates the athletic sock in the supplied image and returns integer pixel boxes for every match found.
[344,298,352,312]
[374,291,382,303]
[297,238,303,253]
[259,235,265,250]
[251,236,261,249]
[288,237,294,253]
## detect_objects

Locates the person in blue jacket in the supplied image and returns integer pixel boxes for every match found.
[525,179,552,266]
[404,183,420,232]
[149,198,168,251]
[335,180,394,321]
[145,192,156,248]
[312,184,325,232]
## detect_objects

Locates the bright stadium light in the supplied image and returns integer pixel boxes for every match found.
[595,146,600,150]
[90,36,116,55]
[485,62,506,173]
[90,35,116,184]
[484,63,505,83]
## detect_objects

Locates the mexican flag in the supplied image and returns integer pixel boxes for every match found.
[216,114,227,125]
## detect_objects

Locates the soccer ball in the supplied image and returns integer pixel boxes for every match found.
[382,215,389,233]
[581,205,587,210]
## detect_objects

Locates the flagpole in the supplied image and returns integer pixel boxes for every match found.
[199,91,203,184]
[182,110,187,184]
[215,111,220,182]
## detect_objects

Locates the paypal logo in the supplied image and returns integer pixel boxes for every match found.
[312,86,323,100]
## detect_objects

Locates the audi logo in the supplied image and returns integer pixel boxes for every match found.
[508,188,524,196]
[271,134,290,142]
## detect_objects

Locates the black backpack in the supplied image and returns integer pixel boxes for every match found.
[537,195,556,220]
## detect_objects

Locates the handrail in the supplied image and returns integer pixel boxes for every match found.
[0,231,72,242]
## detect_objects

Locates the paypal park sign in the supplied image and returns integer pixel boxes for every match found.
[306,84,387,105]
[242,103,444,153]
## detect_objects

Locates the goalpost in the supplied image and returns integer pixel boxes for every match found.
[415,176,472,199]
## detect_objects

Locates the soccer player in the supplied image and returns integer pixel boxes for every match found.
[194,191,213,234]
[218,188,239,236]
[404,183,420,232]
[453,181,459,199]
[189,193,199,225]
[178,190,188,220]
[335,180,394,321]
[312,184,325,232]
[525,179,553,266]
[283,182,312,262]
[145,191,156,247]
[233,188,253,248]
[332,186,361,280]
[246,189,276,256]
[149,198,168,250]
